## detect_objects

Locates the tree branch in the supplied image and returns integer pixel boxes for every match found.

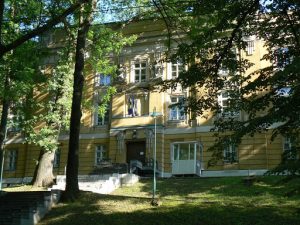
[214,0,259,75]
[283,9,300,53]
[152,0,172,49]
[0,0,89,57]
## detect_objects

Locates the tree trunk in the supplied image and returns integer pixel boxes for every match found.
[63,0,95,201]
[32,148,55,187]
[0,75,10,180]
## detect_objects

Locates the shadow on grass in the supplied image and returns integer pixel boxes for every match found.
[39,191,300,225]
[139,176,300,199]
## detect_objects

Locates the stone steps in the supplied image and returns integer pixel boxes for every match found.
[52,173,139,194]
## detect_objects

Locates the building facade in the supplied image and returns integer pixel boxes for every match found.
[2,19,292,182]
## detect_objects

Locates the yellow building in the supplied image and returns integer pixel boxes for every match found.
[2,19,292,182]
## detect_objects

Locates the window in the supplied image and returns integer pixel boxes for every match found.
[4,150,17,171]
[283,137,297,160]
[126,94,149,117]
[169,96,186,120]
[171,61,184,79]
[224,144,238,163]
[173,143,196,161]
[96,104,109,125]
[134,62,147,83]
[218,67,229,77]
[246,40,255,55]
[95,145,107,165]
[7,105,21,133]
[95,74,111,86]
[53,148,61,168]
[275,48,291,69]
[217,91,239,117]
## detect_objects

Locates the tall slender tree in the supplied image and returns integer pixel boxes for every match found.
[63,0,97,200]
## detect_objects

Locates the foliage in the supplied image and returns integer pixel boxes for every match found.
[24,47,74,152]
[86,25,136,118]
[0,0,89,57]
[157,0,300,167]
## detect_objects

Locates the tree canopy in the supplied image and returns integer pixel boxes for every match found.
[156,0,300,167]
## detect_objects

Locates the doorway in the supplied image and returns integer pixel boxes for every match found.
[126,141,146,164]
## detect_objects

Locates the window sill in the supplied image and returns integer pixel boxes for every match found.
[4,170,16,172]
[168,119,186,122]
[223,161,239,165]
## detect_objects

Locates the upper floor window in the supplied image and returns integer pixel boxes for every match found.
[283,136,297,160]
[217,91,239,117]
[275,48,291,69]
[134,62,147,83]
[4,150,18,171]
[53,148,61,168]
[171,61,184,79]
[95,145,108,165]
[246,40,255,55]
[224,144,238,163]
[169,96,186,121]
[126,94,149,117]
[95,74,111,86]
[7,104,21,133]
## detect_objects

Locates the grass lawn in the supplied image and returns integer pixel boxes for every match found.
[37,176,300,225]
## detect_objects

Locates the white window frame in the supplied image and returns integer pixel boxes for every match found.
[133,61,147,83]
[172,142,197,161]
[167,61,185,80]
[223,144,238,163]
[95,145,107,165]
[217,90,239,117]
[169,96,186,121]
[171,61,184,79]
[246,40,255,55]
[4,149,18,171]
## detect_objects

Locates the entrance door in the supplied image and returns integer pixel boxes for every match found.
[126,141,146,164]
[172,142,197,175]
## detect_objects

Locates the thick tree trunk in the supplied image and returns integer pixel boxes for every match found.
[32,148,55,187]
[0,75,10,180]
[63,0,95,201]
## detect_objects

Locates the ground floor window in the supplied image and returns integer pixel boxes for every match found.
[4,149,18,171]
[223,144,238,163]
[53,148,61,168]
[283,136,298,160]
[172,142,197,160]
[95,145,107,165]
